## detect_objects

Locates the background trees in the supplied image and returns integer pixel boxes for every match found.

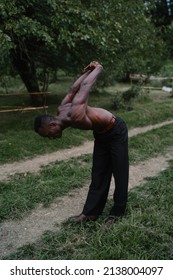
[151,0,173,58]
[0,0,167,100]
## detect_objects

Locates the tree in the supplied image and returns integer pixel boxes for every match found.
[0,0,165,102]
[151,0,173,26]
[150,0,173,58]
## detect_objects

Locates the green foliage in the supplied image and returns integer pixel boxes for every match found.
[122,85,141,102]
[0,0,166,91]
[166,22,173,56]
[111,85,142,110]
[159,60,173,76]
[111,92,125,110]
[150,0,173,59]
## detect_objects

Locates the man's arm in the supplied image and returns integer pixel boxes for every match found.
[69,62,103,123]
[60,71,91,106]
[72,62,103,106]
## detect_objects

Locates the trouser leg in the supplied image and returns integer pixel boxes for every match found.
[110,138,129,216]
[82,140,112,216]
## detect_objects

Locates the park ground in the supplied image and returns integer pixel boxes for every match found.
[0,81,173,260]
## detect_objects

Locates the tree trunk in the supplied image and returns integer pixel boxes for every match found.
[11,48,43,105]
[42,69,49,92]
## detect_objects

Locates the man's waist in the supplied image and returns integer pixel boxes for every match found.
[95,116,116,134]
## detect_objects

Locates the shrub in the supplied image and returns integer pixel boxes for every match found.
[122,85,141,102]
[111,86,142,111]
[111,91,125,110]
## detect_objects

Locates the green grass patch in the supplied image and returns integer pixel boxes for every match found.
[129,123,173,163]
[0,124,173,223]
[0,81,173,164]
[4,160,173,260]
[122,100,173,127]
[0,112,93,163]
[0,155,91,222]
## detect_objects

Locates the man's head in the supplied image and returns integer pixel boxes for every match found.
[34,114,62,139]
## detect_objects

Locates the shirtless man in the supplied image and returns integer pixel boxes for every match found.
[34,61,129,226]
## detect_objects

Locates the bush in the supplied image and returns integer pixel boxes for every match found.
[122,85,141,102]
[111,91,125,110]
[111,86,142,111]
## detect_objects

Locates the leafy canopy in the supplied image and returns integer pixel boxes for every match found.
[0,0,166,83]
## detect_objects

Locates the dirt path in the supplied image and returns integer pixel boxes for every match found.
[1,119,173,181]
[0,119,173,258]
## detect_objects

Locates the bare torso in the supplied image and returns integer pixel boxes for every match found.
[57,104,114,133]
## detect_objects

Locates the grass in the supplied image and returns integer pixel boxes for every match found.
[1,75,173,260]
[0,82,173,164]
[129,123,173,163]
[0,123,173,223]
[3,160,173,260]
[0,155,91,222]
[0,122,93,163]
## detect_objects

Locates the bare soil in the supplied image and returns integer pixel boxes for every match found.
[0,119,173,258]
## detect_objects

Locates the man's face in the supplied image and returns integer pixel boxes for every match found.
[38,122,62,139]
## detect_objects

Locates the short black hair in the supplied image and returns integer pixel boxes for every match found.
[34,114,54,133]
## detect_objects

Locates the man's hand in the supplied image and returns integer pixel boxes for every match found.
[83,61,103,73]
